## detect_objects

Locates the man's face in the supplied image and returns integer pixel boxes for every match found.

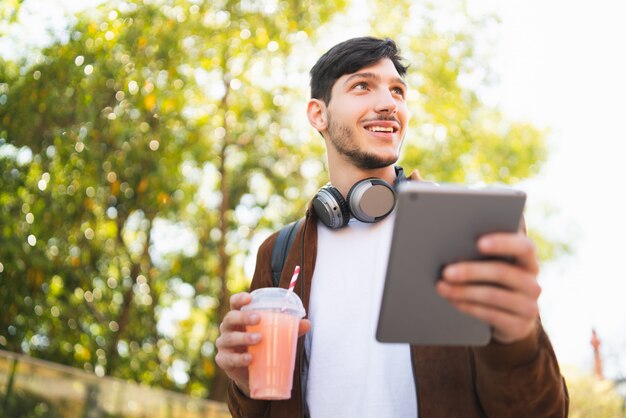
[324,58,409,169]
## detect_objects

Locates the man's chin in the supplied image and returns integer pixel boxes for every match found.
[353,154,398,170]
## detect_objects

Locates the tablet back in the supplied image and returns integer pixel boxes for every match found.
[376,182,526,345]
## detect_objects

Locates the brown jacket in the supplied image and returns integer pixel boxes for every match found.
[228,185,569,418]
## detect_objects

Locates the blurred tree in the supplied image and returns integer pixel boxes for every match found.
[366,0,547,184]
[367,0,566,261]
[0,0,345,401]
[0,0,22,34]
[562,366,626,417]
[1,0,559,404]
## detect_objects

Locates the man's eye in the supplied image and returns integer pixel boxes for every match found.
[392,87,405,96]
[353,82,368,90]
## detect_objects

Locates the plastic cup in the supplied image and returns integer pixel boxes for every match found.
[241,288,306,400]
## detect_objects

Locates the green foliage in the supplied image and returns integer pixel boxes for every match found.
[366,0,548,184]
[1,0,556,402]
[1,0,346,400]
[0,0,22,34]
[563,366,626,417]
[2,387,67,418]
[367,0,564,262]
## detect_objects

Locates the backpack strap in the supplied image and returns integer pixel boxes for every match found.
[270,217,305,287]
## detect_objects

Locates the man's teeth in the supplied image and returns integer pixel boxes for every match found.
[367,126,394,132]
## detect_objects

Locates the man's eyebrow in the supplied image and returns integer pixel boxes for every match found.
[343,72,407,88]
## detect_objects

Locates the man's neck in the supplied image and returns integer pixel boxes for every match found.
[328,164,397,198]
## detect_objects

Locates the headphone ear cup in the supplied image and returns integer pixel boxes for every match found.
[312,185,350,229]
[347,178,396,223]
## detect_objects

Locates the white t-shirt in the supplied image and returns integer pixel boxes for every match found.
[305,215,418,418]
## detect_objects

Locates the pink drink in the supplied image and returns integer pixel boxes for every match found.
[246,310,300,399]
[242,287,305,400]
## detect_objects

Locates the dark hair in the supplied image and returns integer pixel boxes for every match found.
[310,36,408,104]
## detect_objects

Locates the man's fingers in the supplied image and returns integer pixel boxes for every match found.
[298,318,312,337]
[451,301,537,344]
[437,281,539,319]
[230,292,252,310]
[219,310,260,333]
[442,262,541,299]
[215,351,253,370]
[437,279,539,343]
[437,232,542,344]
[478,233,539,275]
[215,330,261,350]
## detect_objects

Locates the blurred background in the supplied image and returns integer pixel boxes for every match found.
[1,0,624,416]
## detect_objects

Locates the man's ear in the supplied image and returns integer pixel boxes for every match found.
[307,98,328,132]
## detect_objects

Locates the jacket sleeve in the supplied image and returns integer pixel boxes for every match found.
[472,320,569,417]
[227,233,278,418]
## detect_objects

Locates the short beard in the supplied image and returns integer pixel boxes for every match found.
[327,115,398,170]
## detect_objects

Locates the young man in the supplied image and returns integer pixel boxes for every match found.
[216,37,569,417]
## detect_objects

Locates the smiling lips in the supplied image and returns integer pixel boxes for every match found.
[367,126,395,133]
[363,120,400,134]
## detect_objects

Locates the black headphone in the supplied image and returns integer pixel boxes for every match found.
[312,166,407,229]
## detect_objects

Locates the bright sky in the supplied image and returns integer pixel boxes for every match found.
[3,0,625,381]
[324,0,626,380]
[476,0,626,380]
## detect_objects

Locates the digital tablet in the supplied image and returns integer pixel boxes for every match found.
[376,181,527,346]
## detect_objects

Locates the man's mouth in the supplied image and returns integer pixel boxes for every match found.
[366,126,396,133]
[363,120,400,134]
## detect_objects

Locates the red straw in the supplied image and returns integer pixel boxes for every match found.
[288,265,300,292]
[281,265,300,312]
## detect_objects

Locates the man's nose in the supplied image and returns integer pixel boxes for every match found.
[373,90,398,115]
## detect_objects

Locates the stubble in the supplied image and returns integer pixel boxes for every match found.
[327,114,398,170]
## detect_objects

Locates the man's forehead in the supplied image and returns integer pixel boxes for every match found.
[337,59,406,86]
